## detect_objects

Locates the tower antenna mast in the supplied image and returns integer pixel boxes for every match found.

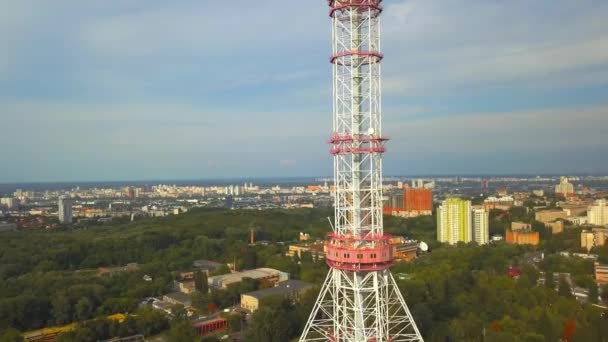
[300,1,424,341]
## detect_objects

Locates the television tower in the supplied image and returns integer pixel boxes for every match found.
[300,1,424,341]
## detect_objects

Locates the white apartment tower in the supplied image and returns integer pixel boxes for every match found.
[437,198,472,245]
[472,207,490,245]
[58,197,73,224]
[588,199,608,226]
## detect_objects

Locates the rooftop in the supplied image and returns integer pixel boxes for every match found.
[242,280,313,300]
[209,268,287,288]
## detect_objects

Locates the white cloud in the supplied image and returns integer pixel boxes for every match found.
[387,104,608,156]
[382,0,608,93]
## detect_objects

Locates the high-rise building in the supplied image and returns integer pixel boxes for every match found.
[472,207,489,245]
[437,198,472,245]
[588,199,608,226]
[404,185,433,215]
[0,197,15,208]
[555,176,574,196]
[58,197,73,224]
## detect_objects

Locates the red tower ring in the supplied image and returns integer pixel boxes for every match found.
[329,0,383,17]
[325,241,394,271]
[330,51,383,65]
[328,133,390,144]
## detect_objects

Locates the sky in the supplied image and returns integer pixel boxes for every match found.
[1,0,608,182]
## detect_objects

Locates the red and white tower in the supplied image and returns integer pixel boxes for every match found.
[300,1,424,341]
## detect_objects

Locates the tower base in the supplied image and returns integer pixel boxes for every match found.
[300,268,424,342]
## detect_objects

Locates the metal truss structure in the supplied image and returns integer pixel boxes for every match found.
[300,1,424,341]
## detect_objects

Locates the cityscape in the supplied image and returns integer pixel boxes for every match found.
[2,0,608,342]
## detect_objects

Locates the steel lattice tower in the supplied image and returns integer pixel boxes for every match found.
[300,1,424,341]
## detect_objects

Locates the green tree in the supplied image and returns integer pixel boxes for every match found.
[52,292,72,324]
[194,270,208,294]
[545,272,555,290]
[588,282,599,304]
[0,328,24,342]
[167,320,199,342]
[558,276,573,298]
[75,298,93,321]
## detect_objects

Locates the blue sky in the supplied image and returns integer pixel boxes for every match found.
[1,0,608,182]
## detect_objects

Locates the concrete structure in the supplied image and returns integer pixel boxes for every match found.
[506,229,540,246]
[437,198,472,245]
[581,228,608,252]
[555,176,574,196]
[301,2,423,340]
[58,197,73,224]
[535,209,568,223]
[472,207,490,245]
[208,268,288,289]
[240,280,313,312]
[595,263,608,284]
[588,199,608,226]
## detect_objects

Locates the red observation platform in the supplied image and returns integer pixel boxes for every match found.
[325,232,394,271]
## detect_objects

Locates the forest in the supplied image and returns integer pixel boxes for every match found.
[0,207,607,341]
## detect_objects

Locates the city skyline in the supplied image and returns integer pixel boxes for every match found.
[2,0,608,182]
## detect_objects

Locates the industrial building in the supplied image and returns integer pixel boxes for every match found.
[208,268,289,289]
[240,280,313,312]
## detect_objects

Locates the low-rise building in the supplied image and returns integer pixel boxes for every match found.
[595,263,608,284]
[483,196,515,211]
[163,292,192,308]
[192,260,223,275]
[581,228,608,252]
[535,209,568,223]
[286,243,326,260]
[208,268,289,289]
[240,280,313,312]
[506,229,540,246]
[511,222,532,231]
[389,237,418,261]
[545,220,564,234]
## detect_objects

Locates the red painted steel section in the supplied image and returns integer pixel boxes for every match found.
[330,146,386,155]
[325,238,393,271]
[328,133,389,144]
[330,51,384,65]
[329,0,383,17]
